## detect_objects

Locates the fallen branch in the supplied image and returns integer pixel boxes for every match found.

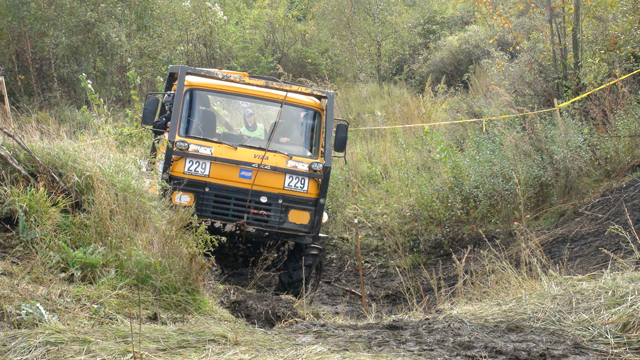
[0,126,68,192]
[0,77,12,126]
[0,144,35,183]
[322,280,363,298]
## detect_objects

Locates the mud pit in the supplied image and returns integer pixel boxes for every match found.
[213,177,640,358]
[214,277,600,358]
[213,245,419,325]
[214,250,602,358]
[217,286,299,328]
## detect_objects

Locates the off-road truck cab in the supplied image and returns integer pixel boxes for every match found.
[141,66,348,296]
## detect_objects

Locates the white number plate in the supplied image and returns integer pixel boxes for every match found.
[284,174,309,193]
[184,158,211,177]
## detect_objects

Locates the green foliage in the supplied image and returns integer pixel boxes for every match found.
[53,242,104,283]
[79,73,107,118]
[411,25,497,89]
[1,187,67,250]
[19,302,59,326]
[1,0,638,112]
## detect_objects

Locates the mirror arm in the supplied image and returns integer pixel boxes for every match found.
[331,151,348,164]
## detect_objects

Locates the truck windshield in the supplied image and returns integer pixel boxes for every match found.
[179,89,322,158]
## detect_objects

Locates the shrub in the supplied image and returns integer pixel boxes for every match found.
[410,25,498,91]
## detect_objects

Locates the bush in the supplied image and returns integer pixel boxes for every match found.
[410,25,498,91]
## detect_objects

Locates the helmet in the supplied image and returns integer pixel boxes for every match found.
[163,92,175,111]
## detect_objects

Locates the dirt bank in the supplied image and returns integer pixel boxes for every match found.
[540,176,640,273]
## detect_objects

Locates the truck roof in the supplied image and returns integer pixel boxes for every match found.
[168,66,333,100]
[184,75,324,110]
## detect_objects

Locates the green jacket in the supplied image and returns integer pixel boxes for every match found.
[240,123,265,139]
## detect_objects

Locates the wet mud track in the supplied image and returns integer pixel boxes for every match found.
[284,318,599,359]
[212,251,602,359]
[209,176,640,358]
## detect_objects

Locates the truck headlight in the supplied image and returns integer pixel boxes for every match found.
[310,161,324,171]
[175,140,189,150]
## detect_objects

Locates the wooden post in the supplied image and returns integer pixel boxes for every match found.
[554,98,565,136]
[0,77,12,126]
[355,216,367,313]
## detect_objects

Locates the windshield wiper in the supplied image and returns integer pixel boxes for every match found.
[238,143,265,151]
[212,139,238,149]
[238,143,292,159]
[189,134,237,149]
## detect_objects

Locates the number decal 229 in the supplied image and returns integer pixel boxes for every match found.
[284,174,309,193]
[183,158,211,177]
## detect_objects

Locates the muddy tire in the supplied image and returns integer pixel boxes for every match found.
[275,243,324,297]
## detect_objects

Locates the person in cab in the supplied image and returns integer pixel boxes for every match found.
[240,109,265,139]
[276,110,309,147]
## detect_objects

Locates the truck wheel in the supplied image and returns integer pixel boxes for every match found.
[275,243,324,297]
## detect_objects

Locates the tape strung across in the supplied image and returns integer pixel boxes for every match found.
[352,68,640,131]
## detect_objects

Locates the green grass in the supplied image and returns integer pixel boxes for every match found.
[0,111,212,310]
[0,257,377,359]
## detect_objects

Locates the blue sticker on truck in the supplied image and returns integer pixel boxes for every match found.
[239,169,253,180]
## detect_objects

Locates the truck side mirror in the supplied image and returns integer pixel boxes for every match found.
[334,123,348,153]
[141,96,160,126]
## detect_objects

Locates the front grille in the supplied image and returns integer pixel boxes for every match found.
[199,186,282,226]
[170,177,316,232]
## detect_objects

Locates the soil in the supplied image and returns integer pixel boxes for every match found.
[283,318,599,359]
[215,274,602,358]
[213,176,640,358]
[213,243,418,323]
[214,245,604,358]
[539,176,640,273]
[217,285,299,328]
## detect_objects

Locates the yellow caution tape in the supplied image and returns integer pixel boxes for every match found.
[352,68,640,131]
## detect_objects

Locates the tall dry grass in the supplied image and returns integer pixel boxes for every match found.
[0,110,212,310]
[327,77,640,260]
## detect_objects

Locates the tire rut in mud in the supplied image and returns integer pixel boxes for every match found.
[217,286,300,329]
[283,318,600,359]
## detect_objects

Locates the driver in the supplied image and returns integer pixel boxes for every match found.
[276,111,308,147]
[240,109,265,139]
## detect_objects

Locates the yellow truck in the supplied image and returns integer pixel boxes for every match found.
[141,66,348,296]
